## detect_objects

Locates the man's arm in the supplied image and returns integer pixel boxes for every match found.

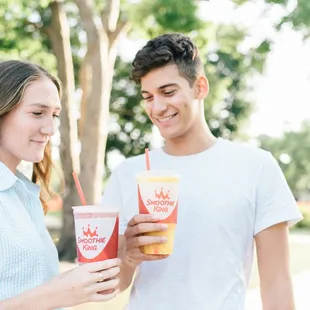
[117,214,169,292]
[255,222,295,310]
[101,167,169,292]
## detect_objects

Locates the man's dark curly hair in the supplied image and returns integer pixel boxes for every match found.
[131,33,204,87]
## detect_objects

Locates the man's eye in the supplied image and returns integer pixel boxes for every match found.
[164,90,176,95]
[143,97,153,102]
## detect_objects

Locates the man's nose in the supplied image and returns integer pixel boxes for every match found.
[153,96,167,114]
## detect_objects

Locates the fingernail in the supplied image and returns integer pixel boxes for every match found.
[160,224,168,230]
[160,237,168,243]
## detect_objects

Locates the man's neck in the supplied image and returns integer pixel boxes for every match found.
[163,124,217,156]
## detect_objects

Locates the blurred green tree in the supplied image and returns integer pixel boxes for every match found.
[259,122,310,199]
[266,0,310,35]
[233,0,310,197]
[233,0,310,36]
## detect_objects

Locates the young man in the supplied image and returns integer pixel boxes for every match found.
[101,33,302,310]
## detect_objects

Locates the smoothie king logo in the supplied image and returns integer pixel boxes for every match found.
[78,225,106,251]
[146,187,176,212]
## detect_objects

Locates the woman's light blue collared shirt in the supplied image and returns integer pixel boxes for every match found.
[0,161,59,301]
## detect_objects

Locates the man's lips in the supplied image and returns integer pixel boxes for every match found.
[156,113,178,123]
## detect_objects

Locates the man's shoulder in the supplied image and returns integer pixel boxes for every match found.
[119,153,145,169]
[221,138,272,162]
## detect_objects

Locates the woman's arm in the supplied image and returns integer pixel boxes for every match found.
[0,259,121,310]
[0,280,58,310]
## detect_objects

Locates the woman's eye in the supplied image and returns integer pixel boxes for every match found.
[53,114,59,119]
[32,112,43,117]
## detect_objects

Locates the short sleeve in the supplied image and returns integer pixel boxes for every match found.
[254,152,303,236]
[100,168,128,235]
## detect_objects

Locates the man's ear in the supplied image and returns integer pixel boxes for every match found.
[195,76,209,100]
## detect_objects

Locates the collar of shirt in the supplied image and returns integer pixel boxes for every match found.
[0,161,40,194]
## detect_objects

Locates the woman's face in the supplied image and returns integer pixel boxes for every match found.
[0,77,61,171]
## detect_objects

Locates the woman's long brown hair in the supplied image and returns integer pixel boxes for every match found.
[32,142,55,214]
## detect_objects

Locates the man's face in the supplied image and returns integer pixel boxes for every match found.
[141,64,207,140]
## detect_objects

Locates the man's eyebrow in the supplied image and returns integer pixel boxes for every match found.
[158,83,178,90]
[141,90,150,95]
[27,103,62,110]
[141,83,179,94]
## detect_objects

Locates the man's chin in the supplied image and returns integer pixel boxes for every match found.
[159,129,180,140]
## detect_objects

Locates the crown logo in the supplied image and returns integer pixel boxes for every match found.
[82,225,98,237]
[155,187,170,200]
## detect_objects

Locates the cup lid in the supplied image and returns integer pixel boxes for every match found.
[72,205,119,214]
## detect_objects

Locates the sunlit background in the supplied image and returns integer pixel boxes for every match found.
[1,0,310,309]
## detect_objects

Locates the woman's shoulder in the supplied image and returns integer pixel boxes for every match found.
[16,170,41,195]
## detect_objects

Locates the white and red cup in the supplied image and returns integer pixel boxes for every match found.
[72,206,119,264]
[136,170,180,255]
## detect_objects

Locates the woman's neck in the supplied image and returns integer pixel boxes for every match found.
[0,150,19,173]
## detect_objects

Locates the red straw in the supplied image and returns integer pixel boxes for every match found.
[72,172,87,206]
[145,148,151,170]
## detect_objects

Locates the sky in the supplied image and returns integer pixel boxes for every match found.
[200,0,310,138]
[119,0,310,139]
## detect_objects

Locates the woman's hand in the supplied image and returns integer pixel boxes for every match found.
[50,258,121,307]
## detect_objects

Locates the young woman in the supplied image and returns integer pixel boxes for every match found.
[0,60,120,309]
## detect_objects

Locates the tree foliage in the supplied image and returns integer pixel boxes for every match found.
[259,122,310,199]
[233,0,310,37]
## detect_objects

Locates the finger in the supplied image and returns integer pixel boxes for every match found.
[127,235,167,249]
[125,222,167,239]
[98,288,116,295]
[86,258,120,273]
[127,214,160,227]
[90,289,120,302]
[141,254,170,261]
[92,266,120,283]
[90,278,120,294]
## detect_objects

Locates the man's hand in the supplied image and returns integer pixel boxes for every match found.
[123,214,170,266]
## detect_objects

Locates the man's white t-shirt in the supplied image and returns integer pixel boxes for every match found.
[101,138,302,310]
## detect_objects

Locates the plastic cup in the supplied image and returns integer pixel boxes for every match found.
[72,206,119,264]
[136,170,180,255]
